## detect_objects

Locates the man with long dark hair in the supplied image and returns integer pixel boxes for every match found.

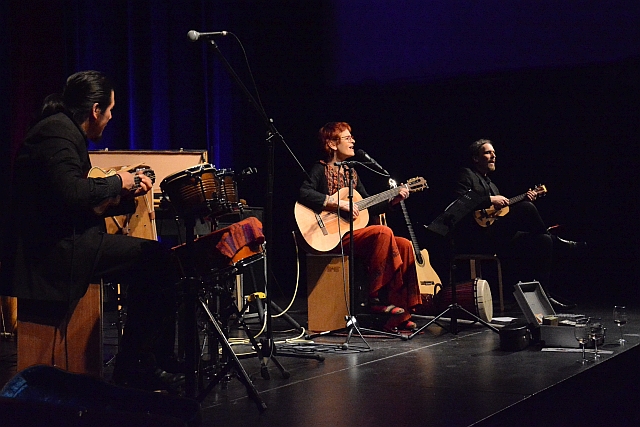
[1,71,184,391]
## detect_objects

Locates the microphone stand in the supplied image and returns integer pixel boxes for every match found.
[336,162,403,345]
[203,38,321,376]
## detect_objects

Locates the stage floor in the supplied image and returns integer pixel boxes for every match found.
[1,296,638,427]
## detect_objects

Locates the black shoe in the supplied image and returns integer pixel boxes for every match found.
[548,296,577,311]
[550,234,587,251]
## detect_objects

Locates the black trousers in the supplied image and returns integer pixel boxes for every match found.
[455,201,553,290]
[91,232,179,368]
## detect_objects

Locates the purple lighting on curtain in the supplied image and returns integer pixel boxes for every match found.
[333,0,640,86]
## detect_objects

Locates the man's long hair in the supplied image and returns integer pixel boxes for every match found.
[41,71,114,126]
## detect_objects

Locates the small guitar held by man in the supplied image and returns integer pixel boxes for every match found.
[474,184,547,227]
[88,163,156,215]
[88,164,157,240]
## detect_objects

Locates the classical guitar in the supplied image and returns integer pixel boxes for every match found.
[294,176,428,253]
[88,164,157,240]
[389,179,442,296]
[474,184,547,227]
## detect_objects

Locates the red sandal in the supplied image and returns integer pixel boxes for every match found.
[370,304,405,315]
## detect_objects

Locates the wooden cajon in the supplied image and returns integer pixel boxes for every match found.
[17,283,103,377]
[306,254,351,332]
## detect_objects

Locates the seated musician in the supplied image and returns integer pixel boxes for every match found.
[0,71,184,391]
[297,122,421,332]
[452,139,585,310]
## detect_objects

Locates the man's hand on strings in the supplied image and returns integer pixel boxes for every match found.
[490,195,509,209]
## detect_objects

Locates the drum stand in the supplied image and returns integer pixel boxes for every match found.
[179,216,267,411]
[408,263,499,339]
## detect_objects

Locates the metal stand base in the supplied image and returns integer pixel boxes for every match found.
[196,296,267,411]
[408,303,499,339]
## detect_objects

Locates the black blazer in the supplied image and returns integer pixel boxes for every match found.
[1,113,133,301]
[454,167,501,210]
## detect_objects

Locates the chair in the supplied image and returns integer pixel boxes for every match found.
[450,254,504,313]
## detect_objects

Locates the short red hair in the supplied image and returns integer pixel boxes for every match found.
[318,122,351,159]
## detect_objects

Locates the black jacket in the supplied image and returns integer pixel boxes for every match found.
[454,167,501,210]
[1,113,133,301]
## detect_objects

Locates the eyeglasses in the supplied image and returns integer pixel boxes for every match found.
[338,135,355,141]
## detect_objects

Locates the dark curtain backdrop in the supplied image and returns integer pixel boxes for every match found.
[6,0,234,163]
[3,1,639,301]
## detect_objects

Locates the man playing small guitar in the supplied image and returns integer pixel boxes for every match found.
[452,139,584,310]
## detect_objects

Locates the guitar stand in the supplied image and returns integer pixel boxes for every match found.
[408,281,499,339]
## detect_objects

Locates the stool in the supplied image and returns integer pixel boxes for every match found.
[451,254,504,313]
[17,283,103,377]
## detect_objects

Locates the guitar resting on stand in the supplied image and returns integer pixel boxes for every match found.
[388,179,441,315]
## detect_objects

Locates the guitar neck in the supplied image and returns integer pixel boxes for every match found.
[355,187,401,210]
[399,200,423,261]
[508,192,529,205]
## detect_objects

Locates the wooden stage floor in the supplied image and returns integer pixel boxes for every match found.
[1,293,638,427]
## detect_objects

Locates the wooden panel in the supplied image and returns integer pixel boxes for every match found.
[17,284,103,377]
[306,255,350,332]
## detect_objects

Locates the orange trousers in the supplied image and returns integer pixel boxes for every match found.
[337,225,421,328]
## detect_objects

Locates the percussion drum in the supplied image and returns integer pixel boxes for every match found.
[436,278,493,323]
[160,164,221,217]
[216,169,240,213]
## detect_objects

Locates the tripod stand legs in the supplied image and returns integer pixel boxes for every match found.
[240,293,324,363]
[197,297,267,411]
[408,303,499,339]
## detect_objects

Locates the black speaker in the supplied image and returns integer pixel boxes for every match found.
[0,365,201,427]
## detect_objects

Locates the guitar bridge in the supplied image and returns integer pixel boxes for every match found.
[315,213,328,236]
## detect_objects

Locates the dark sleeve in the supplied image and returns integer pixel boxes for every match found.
[32,118,129,217]
[39,142,122,215]
[454,167,492,210]
[298,162,329,212]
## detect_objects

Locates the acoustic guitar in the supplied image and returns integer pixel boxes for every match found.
[389,179,442,296]
[294,176,428,253]
[474,184,547,227]
[88,164,157,240]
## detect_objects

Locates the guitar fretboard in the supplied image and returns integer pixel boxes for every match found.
[355,187,402,210]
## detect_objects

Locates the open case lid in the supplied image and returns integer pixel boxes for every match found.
[513,280,555,326]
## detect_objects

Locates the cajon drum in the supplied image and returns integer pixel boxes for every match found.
[17,283,103,377]
[306,255,351,332]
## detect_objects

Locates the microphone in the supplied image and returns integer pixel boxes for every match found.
[357,149,389,175]
[187,30,228,41]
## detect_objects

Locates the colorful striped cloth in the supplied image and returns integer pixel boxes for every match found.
[215,216,264,259]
